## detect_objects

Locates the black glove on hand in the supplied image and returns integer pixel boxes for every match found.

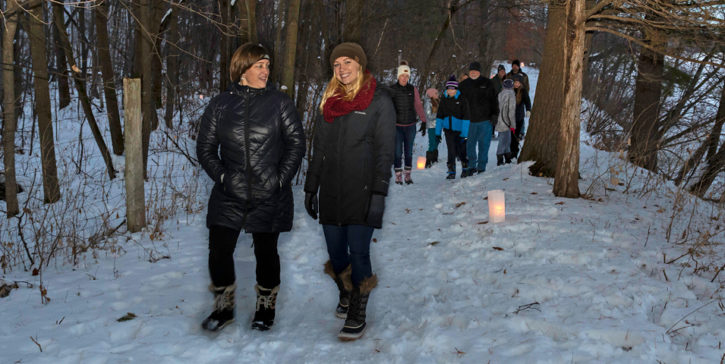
[366,193,386,228]
[436,135,442,143]
[419,123,427,136]
[304,192,318,220]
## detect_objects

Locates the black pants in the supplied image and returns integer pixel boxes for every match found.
[444,129,467,172]
[208,225,280,288]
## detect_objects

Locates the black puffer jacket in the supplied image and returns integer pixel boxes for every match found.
[304,86,396,228]
[196,83,305,232]
[389,82,417,126]
[458,76,499,123]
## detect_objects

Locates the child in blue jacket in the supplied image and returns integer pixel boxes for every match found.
[436,76,471,179]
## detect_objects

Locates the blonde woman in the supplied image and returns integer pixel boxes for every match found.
[303,42,395,341]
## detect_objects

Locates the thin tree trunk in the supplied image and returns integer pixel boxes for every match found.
[519,2,567,177]
[273,0,287,84]
[281,0,301,97]
[2,0,21,216]
[689,84,725,197]
[220,0,231,93]
[164,8,178,128]
[52,0,116,180]
[553,0,584,198]
[628,12,664,172]
[246,0,257,43]
[140,0,155,177]
[52,6,71,110]
[342,0,363,43]
[28,3,61,203]
[94,1,123,155]
[151,1,164,110]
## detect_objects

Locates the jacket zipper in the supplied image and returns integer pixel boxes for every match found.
[244,90,253,204]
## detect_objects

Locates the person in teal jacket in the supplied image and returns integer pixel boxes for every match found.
[435,76,471,179]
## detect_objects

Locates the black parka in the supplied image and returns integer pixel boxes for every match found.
[458,76,499,123]
[389,82,417,126]
[196,83,305,232]
[304,85,396,228]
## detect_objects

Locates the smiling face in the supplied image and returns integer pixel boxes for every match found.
[468,70,481,79]
[241,59,270,89]
[398,73,410,86]
[333,56,360,85]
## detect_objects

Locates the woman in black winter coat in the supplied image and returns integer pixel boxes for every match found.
[196,43,305,332]
[510,79,531,159]
[304,42,396,341]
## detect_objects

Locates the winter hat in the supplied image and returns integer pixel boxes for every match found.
[329,42,367,70]
[497,64,506,72]
[469,61,481,72]
[397,60,411,79]
[425,88,439,98]
[445,75,458,89]
[512,59,521,68]
[503,79,514,89]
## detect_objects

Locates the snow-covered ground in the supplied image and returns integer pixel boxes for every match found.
[2,66,724,363]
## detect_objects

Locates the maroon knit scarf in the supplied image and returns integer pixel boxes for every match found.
[323,74,377,123]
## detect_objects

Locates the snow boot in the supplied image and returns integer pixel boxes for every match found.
[446,164,456,179]
[394,169,403,185]
[461,162,470,178]
[431,150,439,164]
[504,152,513,164]
[425,151,433,168]
[404,167,413,184]
[338,275,377,341]
[324,261,352,319]
[251,284,279,331]
[201,282,236,332]
[496,154,504,166]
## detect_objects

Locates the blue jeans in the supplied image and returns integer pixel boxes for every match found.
[394,125,416,169]
[427,128,439,152]
[322,224,374,286]
[466,121,493,171]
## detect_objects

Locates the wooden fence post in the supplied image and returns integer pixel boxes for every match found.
[123,78,146,232]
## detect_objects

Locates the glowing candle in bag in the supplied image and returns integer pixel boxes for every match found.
[417,156,426,170]
[488,190,506,223]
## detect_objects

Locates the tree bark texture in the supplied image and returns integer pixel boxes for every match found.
[52,8,71,110]
[246,0,258,44]
[281,0,301,97]
[519,2,566,178]
[52,1,116,180]
[28,3,61,203]
[2,0,21,216]
[94,1,124,155]
[553,0,584,198]
[123,78,146,232]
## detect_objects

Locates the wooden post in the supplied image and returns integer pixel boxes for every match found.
[124,78,146,232]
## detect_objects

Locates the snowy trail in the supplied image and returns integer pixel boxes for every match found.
[3,138,723,363]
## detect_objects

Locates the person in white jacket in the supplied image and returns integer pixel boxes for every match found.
[495,79,516,165]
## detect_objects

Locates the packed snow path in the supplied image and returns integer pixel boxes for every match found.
[2,144,723,363]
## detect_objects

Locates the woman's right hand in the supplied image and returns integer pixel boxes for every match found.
[304,192,318,220]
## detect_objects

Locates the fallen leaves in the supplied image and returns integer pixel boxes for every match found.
[492,247,503,251]
[117,312,137,322]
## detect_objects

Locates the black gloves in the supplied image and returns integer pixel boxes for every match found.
[366,193,386,228]
[419,122,427,136]
[304,192,318,220]
[436,135,442,143]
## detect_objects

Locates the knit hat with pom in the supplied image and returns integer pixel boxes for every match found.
[445,75,458,89]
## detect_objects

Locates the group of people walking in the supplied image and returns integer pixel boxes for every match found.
[195,41,531,342]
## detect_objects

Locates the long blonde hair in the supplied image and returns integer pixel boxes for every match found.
[319,64,372,111]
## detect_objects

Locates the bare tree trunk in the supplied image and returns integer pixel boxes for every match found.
[52,0,116,180]
[52,5,71,110]
[139,0,155,177]
[2,0,21,216]
[281,0,301,97]
[28,3,61,203]
[419,0,456,91]
[519,2,566,177]
[151,1,164,109]
[273,0,287,84]
[628,12,664,172]
[164,8,178,128]
[342,0,363,43]
[94,1,123,155]
[246,0,257,43]
[220,0,231,92]
[689,84,725,197]
[553,0,584,198]
[124,78,146,232]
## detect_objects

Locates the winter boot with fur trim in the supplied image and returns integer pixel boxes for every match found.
[338,275,377,341]
[324,261,352,319]
[201,282,236,332]
[404,167,413,184]
[251,284,279,331]
[394,169,403,185]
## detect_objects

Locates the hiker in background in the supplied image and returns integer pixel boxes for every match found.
[304,42,395,341]
[510,79,531,160]
[458,61,499,175]
[507,59,530,92]
[491,64,506,94]
[495,79,516,165]
[390,61,427,184]
[435,75,470,179]
[196,43,305,333]
[425,88,441,168]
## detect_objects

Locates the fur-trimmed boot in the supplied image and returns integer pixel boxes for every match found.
[338,275,377,341]
[425,151,433,168]
[404,167,413,184]
[324,261,352,319]
[251,284,279,331]
[201,282,236,332]
[394,169,403,185]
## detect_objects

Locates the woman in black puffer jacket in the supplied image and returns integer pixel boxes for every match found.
[304,42,396,341]
[196,43,305,332]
